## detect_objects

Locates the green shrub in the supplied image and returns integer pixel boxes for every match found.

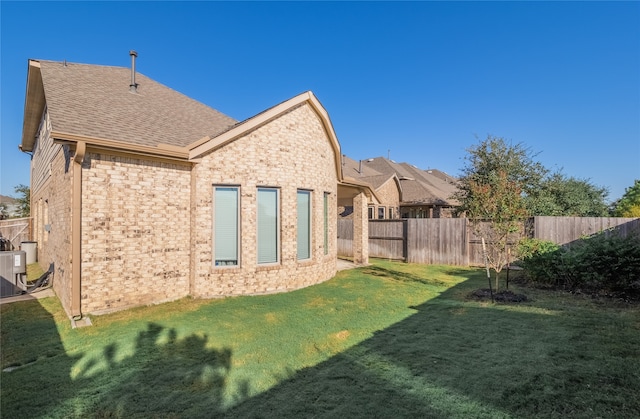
[516,238,563,287]
[518,232,640,297]
[564,231,640,294]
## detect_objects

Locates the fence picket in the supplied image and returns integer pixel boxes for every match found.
[337,216,640,266]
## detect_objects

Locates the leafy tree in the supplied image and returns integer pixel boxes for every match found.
[613,180,640,217]
[453,136,542,290]
[14,184,30,218]
[0,202,8,220]
[454,136,548,207]
[527,172,609,216]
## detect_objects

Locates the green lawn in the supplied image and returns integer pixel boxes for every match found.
[1,260,639,418]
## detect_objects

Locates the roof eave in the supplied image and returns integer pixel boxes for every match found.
[51,131,190,160]
[20,60,45,152]
[340,176,382,204]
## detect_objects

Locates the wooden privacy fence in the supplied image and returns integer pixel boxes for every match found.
[370,220,407,261]
[0,217,33,250]
[407,218,469,265]
[338,216,640,267]
[532,216,640,246]
[337,219,353,257]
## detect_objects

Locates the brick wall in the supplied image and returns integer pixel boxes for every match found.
[31,101,341,316]
[191,102,338,297]
[30,108,74,313]
[352,192,369,264]
[80,152,192,314]
[372,177,400,219]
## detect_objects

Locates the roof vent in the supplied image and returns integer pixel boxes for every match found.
[129,50,138,93]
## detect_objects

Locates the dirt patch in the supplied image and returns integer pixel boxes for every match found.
[332,330,351,340]
[468,289,528,303]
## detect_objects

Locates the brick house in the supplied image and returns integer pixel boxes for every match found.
[339,155,402,219]
[350,157,458,219]
[20,56,372,318]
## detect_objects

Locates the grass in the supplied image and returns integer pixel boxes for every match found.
[1,260,639,418]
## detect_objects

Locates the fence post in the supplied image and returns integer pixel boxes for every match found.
[402,219,408,262]
[465,218,470,266]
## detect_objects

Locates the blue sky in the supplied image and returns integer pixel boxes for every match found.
[1,1,639,202]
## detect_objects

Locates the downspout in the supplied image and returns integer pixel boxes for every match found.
[71,141,86,319]
[188,162,197,296]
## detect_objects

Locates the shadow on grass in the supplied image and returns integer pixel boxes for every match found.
[223,266,640,418]
[1,299,235,418]
[71,322,234,417]
[3,264,638,418]
[1,296,77,418]
[360,265,449,287]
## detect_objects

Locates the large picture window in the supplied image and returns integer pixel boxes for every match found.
[297,190,311,260]
[257,188,279,264]
[214,186,239,266]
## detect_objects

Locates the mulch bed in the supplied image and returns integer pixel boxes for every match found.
[469,288,528,303]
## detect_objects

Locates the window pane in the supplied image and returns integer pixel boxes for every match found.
[257,188,278,264]
[323,193,329,255]
[297,190,311,260]
[378,207,385,219]
[214,187,238,266]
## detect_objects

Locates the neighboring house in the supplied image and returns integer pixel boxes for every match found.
[339,155,401,219]
[0,196,20,219]
[20,56,373,318]
[352,157,459,218]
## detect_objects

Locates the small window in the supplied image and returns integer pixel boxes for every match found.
[378,207,385,219]
[389,207,394,220]
[297,190,311,260]
[257,188,279,264]
[213,186,239,266]
[368,206,374,219]
[323,192,329,255]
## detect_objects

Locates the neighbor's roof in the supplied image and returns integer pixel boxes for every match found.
[21,59,237,152]
[361,157,459,206]
[340,155,401,192]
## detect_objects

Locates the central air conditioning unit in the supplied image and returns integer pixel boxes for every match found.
[0,251,27,298]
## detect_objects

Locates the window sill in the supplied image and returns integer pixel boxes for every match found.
[256,263,281,272]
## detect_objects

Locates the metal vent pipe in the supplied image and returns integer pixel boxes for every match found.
[129,50,138,92]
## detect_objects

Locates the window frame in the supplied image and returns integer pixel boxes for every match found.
[323,192,330,255]
[297,189,312,261]
[212,185,240,268]
[257,187,280,265]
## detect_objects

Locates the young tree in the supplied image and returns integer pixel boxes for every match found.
[453,136,545,290]
[14,184,30,218]
[613,180,640,217]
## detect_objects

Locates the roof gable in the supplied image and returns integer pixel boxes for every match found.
[21,59,237,152]
[189,91,344,181]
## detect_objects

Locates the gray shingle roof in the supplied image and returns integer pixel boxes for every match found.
[341,155,382,177]
[360,157,459,206]
[341,155,399,190]
[37,60,237,148]
[398,163,459,205]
